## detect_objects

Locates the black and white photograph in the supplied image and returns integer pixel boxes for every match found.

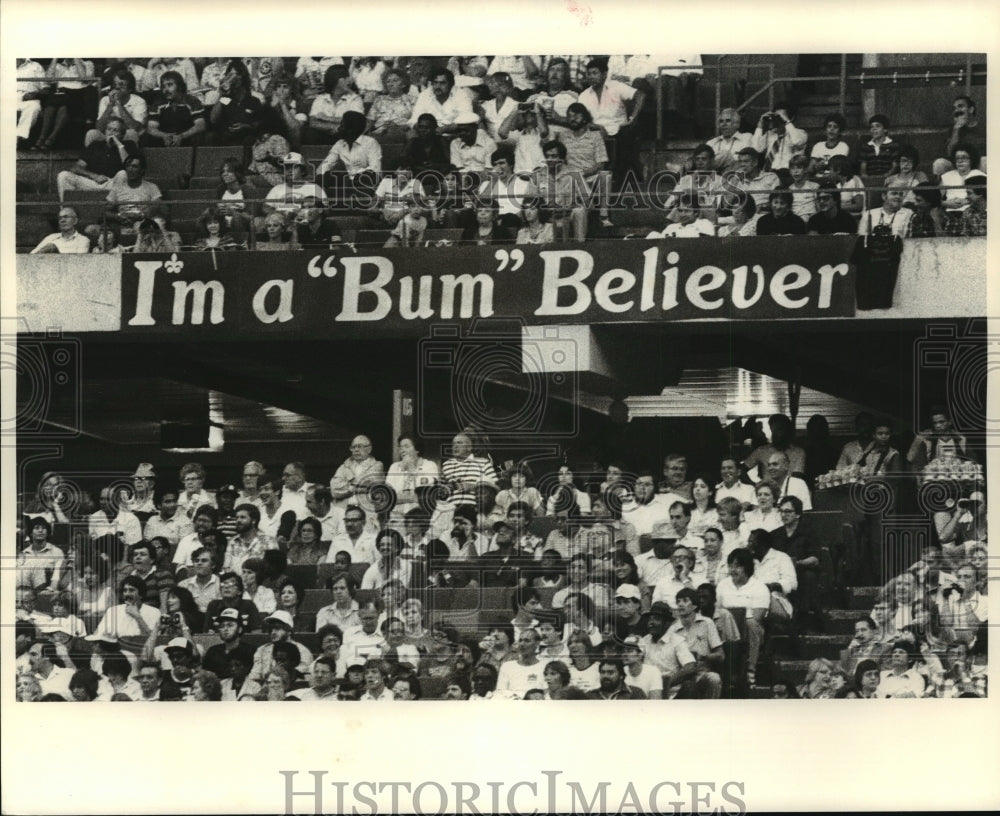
[3,1,998,813]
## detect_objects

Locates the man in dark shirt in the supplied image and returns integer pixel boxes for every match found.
[295,205,343,251]
[806,184,858,235]
[755,189,807,235]
[208,59,265,147]
[936,95,986,175]
[141,70,207,147]
[56,116,138,201]
[202,607,255,680]
[586,657,646,700]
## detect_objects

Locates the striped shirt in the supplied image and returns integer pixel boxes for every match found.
[441,455,498,507]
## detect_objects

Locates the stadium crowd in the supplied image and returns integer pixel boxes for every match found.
[15,406,988,701]
[17,56,986,253]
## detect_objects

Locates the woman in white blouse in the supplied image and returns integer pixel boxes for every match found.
[738,480,783,541]
[385,434,439,520]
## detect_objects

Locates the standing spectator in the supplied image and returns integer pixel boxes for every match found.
[294,57,346,106]
[715,548,770,684]
[751,105,807,174]
[17,58,47,148]
[578,57,645,183]
[857,114,900,177]
[498,101,550,176]
[330,435,386,509]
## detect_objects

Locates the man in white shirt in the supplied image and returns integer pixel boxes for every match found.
[449,113,497,173]
[751,107,808,172]
[477,148,534,231]
[341,602,386,666]
[279,461,313,520]
[622,471,670,538]
[407,68,474,134]
[858,186,913,239]
[143,488,193,548]
[326,505,378,564]
[715,458,756,508]
[748,528,796,623]
[764,451,812,510]
[30,206,91,254]
[305,485,344,541]
[706,109,753,174]
[88,485,143,547]
[578,57,645,183]
[495,627,545,699]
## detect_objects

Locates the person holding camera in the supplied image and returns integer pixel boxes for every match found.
[751,105,807,174]
[858,185,913,238]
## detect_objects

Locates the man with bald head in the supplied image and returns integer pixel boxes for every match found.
[330,435,385,510]
[764,451,812,510]
[441,432,497,509]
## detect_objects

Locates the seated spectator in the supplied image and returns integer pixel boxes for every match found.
[215,158,258,236]
[578,57,645,183]
[317,110,382,182]
[295,205,342,251]
[647,194,715,238]
[374,163,426,226]
[208,60,266,147]
[516,196,554,245]
[449,113,497,174]
[525,58,579,138]
[56,117,139,202]
[257,211,299,251]
[349,57,389,104]
[32,58,96,151]
[16,58,46,149]
[877,642,926,698]
[366,67,414,139]
[259,75,305,150]
[403,114,451,178]
[797,657,835,699]
[263,152,327,218]
[935,95,986,176]
[461,199,513,245]
[129,217,181,253]
[481,72,520,141]
[499,101,550,176]
[858,186,913,238]
[304,63,364,143]
[827,155,865,215]
[476,148,534,231]
[716,195,759,237]
[486,55,541,95]
[30,206,90,255]
[786,155,818,219]
[751,105,807,174]
[857,114,899,177]
[192,206,245,251]
[808,112,850,180]
[756,190,807,235]
[384,196,429,247]
[247,128,292,189]
[668,143,724,214]
[140,70,207,147]
[806,184,857,235]
[884,144,929,205]
[706,108,752,174]
[960,176,987,236]
[940,142,986,213]
[104,154,162,234]
[294,56,346,107]
[408,68,475,134]
[198,57,236,106]
[141,58,199,97]
[727,147,780,212]
[86,221,124,254]
[87,68,146,147]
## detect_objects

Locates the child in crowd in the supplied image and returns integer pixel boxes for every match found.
[385,195,428,247]
[808,112,851,180]
[828,155,865,216]
[857,114,899,177]
[786,155,818,219]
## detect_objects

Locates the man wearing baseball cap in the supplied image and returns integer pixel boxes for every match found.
[160,637,198,700]
[263,152,328,218]
[613,583,650,641]
[202,607,250,680]
[621,635,662,699]
[478,519,528,587]
[248,609,313,689]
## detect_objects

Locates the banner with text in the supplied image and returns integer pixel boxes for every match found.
[120,237,857,336]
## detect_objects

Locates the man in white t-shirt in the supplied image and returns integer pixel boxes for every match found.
[495,627,545,699]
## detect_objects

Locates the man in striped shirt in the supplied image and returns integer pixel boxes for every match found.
[441,432,497,508]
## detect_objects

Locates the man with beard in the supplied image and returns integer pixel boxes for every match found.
[586,657,646,700]
[141,70,207,147]
[224,503,275,574]
[173,505,219,575]
[159,637,199,700]
[447,505,487,561]
[202,607,253,680]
